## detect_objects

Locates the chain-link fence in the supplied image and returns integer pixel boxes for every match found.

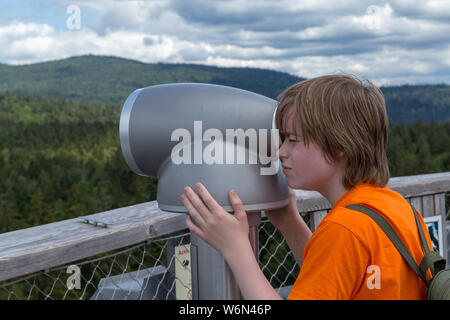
[258,217,301,290]
[0,231,191,300]
[0,184,448,300]
[0,216,312,300]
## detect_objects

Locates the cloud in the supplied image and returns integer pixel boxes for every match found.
[390,0,450,20]
[1,0,450,85]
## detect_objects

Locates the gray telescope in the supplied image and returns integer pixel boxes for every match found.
[119,83,289,213]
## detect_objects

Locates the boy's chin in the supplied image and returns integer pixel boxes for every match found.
[286,180,304,190]
[287,180,315,191]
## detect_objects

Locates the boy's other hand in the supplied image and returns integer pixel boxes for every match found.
[265,188,299,233]
[181,183,250,259]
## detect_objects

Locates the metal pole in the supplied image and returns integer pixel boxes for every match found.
[190,211,261,300]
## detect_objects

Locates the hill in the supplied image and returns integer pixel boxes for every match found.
[381,84,450,124]
[0,55,302,104]
[0,55,449,124]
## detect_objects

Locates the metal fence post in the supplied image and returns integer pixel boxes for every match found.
[190,211,261,300]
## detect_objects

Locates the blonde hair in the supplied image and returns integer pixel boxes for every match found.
[275,74,390,190]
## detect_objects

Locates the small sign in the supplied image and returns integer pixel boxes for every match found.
[174,244,192,300]
[424,215,444,257]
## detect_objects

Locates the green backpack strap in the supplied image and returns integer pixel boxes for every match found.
[410,206,430,255]
[345,204,429,285]
[410,206,446,276]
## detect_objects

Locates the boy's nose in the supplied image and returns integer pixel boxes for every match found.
[278,140,289,160]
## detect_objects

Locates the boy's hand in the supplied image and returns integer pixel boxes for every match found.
[181,182,250,259]
[265,187,299,233]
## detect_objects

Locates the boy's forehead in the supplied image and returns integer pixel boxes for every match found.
[282,107,301,135]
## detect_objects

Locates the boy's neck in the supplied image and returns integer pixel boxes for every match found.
[321,182,350,207]
[318,160,349,207]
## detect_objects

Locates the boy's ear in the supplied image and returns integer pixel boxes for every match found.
[338,151,345,159]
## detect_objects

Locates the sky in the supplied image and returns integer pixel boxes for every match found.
[1,0,450,86]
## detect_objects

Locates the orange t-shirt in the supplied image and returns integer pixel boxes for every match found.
[288,183,434,300]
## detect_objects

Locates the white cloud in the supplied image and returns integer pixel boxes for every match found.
[1,0,450,85]
[391,0,450,19]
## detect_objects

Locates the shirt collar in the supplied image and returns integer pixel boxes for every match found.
[329,182,373,212]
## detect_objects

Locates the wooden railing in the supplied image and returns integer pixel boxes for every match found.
[0,172,449,290]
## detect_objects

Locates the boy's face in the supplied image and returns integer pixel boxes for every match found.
[278,107,345,192]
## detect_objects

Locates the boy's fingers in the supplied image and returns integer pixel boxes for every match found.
[289,187,296,197]
[288,188,298,209]
[229,189,246,219]
[186,215,206,240]
[181,194,207,228]
[195,183,221,213]
[183,186,211,219]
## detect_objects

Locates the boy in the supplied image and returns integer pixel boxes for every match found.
[180,74,434,299]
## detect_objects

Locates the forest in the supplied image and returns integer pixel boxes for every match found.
[0,91,449,234]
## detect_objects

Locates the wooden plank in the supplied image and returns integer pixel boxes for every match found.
[434,193,446,216]
[422,195,435,217]
[0,201,186,282]
[433,193,448,262]
[311,210,328,232]
[409,197,423,215]
[388,172,450,198]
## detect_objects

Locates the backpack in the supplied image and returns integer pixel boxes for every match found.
[346,203,450,300]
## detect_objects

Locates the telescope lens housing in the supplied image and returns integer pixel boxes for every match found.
[119,83,290,213]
